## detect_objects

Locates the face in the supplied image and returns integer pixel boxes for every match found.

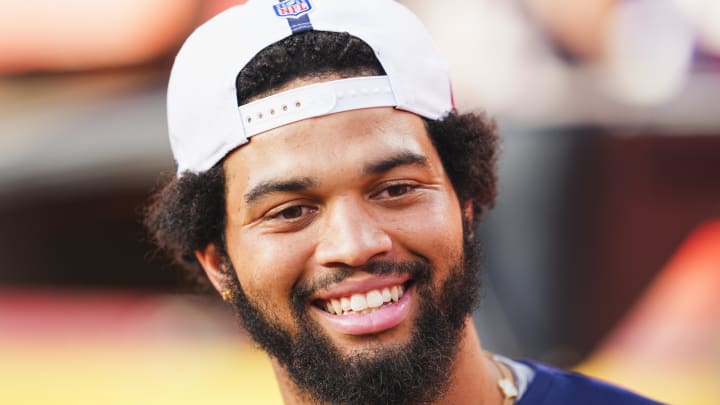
[203,107,480,404]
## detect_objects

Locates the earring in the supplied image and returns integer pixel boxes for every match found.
[220,288,234,302]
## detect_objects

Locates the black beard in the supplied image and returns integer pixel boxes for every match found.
[223,226,481,405]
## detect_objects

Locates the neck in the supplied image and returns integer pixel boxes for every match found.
[439,319,506,404]
[272,317,505,405]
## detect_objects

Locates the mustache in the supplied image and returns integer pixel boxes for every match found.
[290,259,432,311]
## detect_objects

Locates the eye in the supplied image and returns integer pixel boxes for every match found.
[268,205,316,221]
[385,184,414,197]
[373,183,420,199]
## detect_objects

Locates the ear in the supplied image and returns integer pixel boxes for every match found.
[195,243,230,294]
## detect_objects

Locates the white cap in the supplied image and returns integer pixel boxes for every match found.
[168,0,453,176]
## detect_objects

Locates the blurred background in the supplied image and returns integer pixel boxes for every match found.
[1,0,718,403]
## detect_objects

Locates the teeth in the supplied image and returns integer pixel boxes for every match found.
[390,286,399,302]
[350,294,367,312]
[331,299,342,315]
[321,283,407,315]
[341,297,351,313]
[366,290,383,308]
[382,288,391,303]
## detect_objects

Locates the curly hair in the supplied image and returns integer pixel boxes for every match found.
[145,31,498,286]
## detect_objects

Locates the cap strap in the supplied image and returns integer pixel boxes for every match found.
[239,75,396,138]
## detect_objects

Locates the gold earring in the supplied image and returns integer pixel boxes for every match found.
[220,288,233,302]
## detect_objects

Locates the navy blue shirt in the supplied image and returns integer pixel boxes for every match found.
[517,361,665,404]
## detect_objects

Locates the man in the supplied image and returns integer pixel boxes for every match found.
[146,1,662,403]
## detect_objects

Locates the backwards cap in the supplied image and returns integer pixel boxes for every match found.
[167,0,453,176]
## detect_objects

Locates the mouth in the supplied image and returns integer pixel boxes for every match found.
[313,281,412,316]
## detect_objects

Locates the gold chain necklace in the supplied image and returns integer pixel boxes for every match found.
[486,352,519,405]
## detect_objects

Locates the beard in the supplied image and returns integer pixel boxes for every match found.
[223,224,481,405]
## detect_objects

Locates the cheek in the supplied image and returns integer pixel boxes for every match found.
[387,196,465,294]
[228,232,312,314]
[392,197,464,256]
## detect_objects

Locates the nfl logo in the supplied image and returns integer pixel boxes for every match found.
[273,0,313,18]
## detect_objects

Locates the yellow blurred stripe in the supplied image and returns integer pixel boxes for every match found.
[577,355,720,405]
[0,340,283,405]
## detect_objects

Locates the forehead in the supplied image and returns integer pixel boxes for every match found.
[223,107,442,187]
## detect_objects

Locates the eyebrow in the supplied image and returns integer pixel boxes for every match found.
[242,151,428,205]
[362,151,429,176]
[244,177,316,204]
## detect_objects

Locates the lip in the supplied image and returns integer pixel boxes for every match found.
[310,273,410,301]
[310,283,414,335]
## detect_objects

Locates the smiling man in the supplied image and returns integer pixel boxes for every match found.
[145,1,662,404]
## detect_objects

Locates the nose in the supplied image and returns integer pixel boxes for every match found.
[315,198,392,268]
